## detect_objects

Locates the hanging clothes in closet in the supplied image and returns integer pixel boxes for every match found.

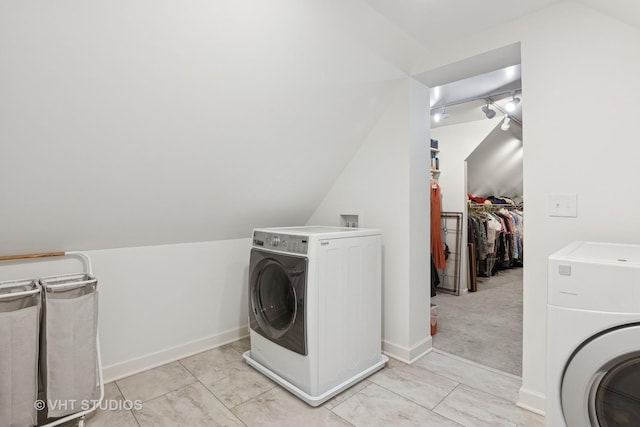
[467,203,523,278]
[431,179,446,269]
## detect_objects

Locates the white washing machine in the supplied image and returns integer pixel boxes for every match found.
[547,241,640,426]
[243,226,387,406]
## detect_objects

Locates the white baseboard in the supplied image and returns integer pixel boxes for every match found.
[382,336,432,364]
[102,326,249,383]
[517,387,546,416]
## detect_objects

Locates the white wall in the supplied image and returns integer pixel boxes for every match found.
[308,78,431,362]
[0,239,251,382]
[408,80,431,352]
[0,0,425,254]
[0,1,429,380]
[519,4,640,411]
[431,119,497,292]
[417,1,640,413]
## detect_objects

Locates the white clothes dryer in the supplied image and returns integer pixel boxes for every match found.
[243,226,387,406]
[547,241,640,427]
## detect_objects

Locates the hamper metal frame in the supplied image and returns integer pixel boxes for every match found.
[0,251,104,427]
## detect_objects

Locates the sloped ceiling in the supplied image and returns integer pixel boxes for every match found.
[363,0,563,50]
[3,0,635,254]
[467,123,524,199]
[364,0,640,78]
[0,0,424,253]
[578,0,640,29]
[364,0,640,53]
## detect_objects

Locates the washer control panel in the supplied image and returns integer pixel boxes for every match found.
[253,231,308,255]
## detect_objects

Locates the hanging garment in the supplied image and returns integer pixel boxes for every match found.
[430,254,440,297]
[431,179,446,269]
[484,213,503,255]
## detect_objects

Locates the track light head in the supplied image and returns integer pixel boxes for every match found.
[505,95,521,113]
[433,108,449,123]
[501,115,511,131]
[481,104,496,119]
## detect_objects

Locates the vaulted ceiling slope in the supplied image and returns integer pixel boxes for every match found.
[0,0,424,253]
[364,0,563,51]
[365,0,640,52]
[3,1,637,253]
[578,0,640,30]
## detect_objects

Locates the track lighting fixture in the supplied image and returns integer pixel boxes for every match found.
[481,104,496,119]
[505,94,521,113]
[501,115,511,131]
[430,88,522,126]
[433,107,449,123]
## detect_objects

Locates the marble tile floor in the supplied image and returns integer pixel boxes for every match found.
[77,337,544,427]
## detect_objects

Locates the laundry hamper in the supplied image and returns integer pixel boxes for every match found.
[39,273,99,419]
[0,279,41,427]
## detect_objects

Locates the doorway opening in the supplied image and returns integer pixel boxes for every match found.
[422,45,524,376]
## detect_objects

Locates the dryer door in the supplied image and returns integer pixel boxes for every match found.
[249,249,307,355]
[561,324,640,427]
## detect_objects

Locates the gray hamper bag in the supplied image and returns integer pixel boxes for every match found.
[40,274,98,419]
[0,280,41,427]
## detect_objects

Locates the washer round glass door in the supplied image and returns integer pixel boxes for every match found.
[594,356,640,426]
[253,259,297,338]
[248,249,308,355]
[561,324,640,426]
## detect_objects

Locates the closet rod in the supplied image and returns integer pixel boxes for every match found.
[468,205,523,211]
[0,251,65,261]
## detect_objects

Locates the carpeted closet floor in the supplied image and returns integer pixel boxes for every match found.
[432,267,523,377]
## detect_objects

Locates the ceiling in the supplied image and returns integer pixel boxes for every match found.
[360,1,564,133]
[364,0,640,50]
[364,0,640,134]
[363,0,562,48]
[430,64,523,131]
[364,0,537,132]
[2,0,637,252]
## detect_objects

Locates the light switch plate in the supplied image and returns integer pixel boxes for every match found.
[548,193,578,217]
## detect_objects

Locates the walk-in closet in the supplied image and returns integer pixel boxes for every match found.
[428,63,524,377]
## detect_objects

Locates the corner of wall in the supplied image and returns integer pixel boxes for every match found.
[382,336,432,364]
[517,386,546,416]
